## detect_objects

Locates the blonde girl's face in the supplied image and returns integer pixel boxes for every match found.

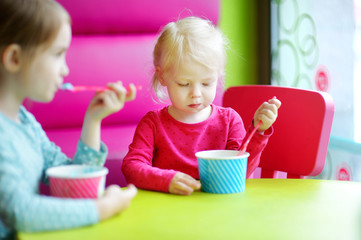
[23,21,71,103]
[162,60,219,121]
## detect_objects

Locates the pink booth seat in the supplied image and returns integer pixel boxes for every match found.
[26,0,221,188]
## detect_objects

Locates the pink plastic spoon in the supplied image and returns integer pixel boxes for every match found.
[60,83,142,93]
[237,120,262,156]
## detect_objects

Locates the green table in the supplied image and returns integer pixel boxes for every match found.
[19,179,361,240]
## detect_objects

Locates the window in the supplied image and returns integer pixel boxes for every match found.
[354,0,361,143]
[271,0,356,141]
[271,0,361,180]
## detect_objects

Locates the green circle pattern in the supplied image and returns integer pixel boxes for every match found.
[271,0,318,88]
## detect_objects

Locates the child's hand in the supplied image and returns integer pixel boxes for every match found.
[85,81,137,122]
[253,97,281,132]
[169,172,201,195]
[96,184,137,221]
[80,82,137,150]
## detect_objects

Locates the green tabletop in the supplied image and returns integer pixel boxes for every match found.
[18,179,361,240]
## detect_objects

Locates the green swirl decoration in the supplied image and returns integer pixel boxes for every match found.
[271,0,318,89]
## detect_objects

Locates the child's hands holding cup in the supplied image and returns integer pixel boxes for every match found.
[169,172,201,195]
[253,97,281,132]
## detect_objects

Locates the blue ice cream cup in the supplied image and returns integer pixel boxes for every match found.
[196,150,249,194]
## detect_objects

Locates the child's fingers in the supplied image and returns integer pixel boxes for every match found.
[174,181,194,195]
[115,185,137,200]
[123,184,138,199]
[125,83,137,101]
[169,172,200,195]
[104,184,137,211]
[107,81,137,102]
[171,188,191,195]
[256,97,280,116]
[268,97,281,109]
[96,91,122,111]
[174,175,201,195]
[254,104,277,130]
[258,115,274,128]
[180,174,201,190]
[109,90,126,108]
[259,104,278,119]
[254,97,281,131]
[258,107,277,124]
[107,81,127,102]
[90,82,127,113]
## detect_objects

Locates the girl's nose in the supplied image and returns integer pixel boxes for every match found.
[61,61,69,77]
[191,84,201,97]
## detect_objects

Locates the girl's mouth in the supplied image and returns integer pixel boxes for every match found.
[189,104,201,108]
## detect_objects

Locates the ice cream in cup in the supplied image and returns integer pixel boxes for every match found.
[46,165,108,199]
[196,150,249,194]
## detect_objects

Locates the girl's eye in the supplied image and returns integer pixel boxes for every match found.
[55,50,66,57]
[202,83,209,86]
[178,83,189,87]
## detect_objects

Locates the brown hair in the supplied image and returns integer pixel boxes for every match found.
[0,0,70,72]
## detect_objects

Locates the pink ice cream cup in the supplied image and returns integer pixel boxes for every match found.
[46,165,108,199]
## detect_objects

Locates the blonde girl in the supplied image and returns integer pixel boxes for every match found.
[122,17,281,195]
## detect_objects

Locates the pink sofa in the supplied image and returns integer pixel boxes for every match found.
[26,0,222,187]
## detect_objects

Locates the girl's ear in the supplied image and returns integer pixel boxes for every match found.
[2,44,22,73]
[156,66,167,86]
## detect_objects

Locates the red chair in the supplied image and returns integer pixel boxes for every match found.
[223,85,335,179]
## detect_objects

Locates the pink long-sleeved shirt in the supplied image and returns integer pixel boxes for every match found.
[121,104,272,192]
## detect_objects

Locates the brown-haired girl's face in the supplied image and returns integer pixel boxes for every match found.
[22,21,71,103]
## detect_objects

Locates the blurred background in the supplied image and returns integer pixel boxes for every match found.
[220,0,361,181]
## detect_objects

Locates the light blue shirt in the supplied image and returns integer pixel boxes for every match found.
[0,106,108,238]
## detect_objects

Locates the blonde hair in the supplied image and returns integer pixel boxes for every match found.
[152,17,228,102]
[0,0,70,76]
